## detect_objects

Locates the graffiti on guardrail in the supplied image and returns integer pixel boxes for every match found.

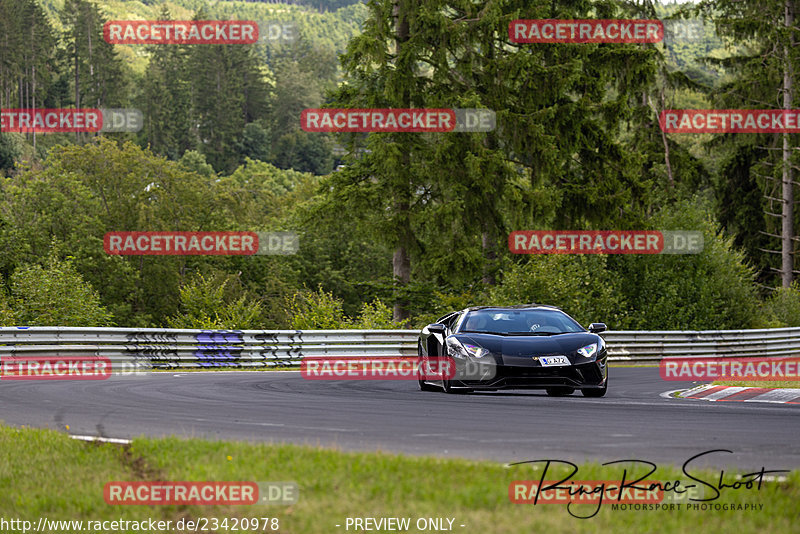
[195,330,244,367]
[125,332,178,368]
[253,330,304,366]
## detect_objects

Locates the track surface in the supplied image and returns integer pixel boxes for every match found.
[1,368,798,469]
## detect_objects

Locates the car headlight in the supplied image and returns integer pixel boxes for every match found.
[447,337,490,359]
[463,343,490,358]
[577,343,598,358]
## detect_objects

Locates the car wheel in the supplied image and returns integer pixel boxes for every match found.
[546,386,575,396]
[582,382,607,397]
[442,378,472,394]
[441,362,472,394]
[417,349,439,392]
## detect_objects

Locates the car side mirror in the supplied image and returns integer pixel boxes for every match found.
[427,323,446,334]
[588,323,607,334]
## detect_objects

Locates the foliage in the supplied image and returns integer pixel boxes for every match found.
[166,272,265,329]
[287,285,351,329]
[351,299,410,329]
[0,138,224,326]
[178,150,217,178]
[693,0,800,286]
[238,122,273,164]
[271,130,334,175]
[0,134,25,175]
[0,0,796,331]
[488,255,627,330]
[287,286,412,329]
[10,252,113,326]
[610,198,762,330]
[761,283,800,328]
[489,198,763,331]
[0,275,18,326]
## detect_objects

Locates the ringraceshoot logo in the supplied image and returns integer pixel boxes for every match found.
[507,452,781,519]
[508,231,703,254]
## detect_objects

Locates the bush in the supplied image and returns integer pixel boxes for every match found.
[0,275,17,326]
[167,273,265,330]
[487,254,628,329]
[0,133,24,175]
[287,287,411,329]
[286,286,351,329]
[10,255,114,326]
[610,198,762,330]
[351,299,410,329]
[761,283,800,327]
[489,198,764,331]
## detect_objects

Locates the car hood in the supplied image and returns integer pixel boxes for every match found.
[453,332,602,364]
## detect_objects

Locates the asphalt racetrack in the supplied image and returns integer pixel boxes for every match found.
[1,367,798,469]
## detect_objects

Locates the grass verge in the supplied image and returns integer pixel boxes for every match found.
[0,424,797,533]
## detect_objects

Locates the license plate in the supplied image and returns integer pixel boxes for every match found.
[539,356,570,367]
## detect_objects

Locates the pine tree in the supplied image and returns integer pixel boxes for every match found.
[139,6,195,160]
[186,10,271,173]
[698,0,800,286]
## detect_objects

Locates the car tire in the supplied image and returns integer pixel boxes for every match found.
[582,383,607,397]
[442,374,472,394]
[417,346,439,392]
[546,386,575,396]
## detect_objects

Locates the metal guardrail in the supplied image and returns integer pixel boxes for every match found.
[0,327,418,368]
[603,328,800,362]
[0,326,798,368]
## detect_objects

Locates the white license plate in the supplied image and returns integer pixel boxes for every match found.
[539,356,570,367]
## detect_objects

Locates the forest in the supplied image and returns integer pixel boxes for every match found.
[1,0,799,331]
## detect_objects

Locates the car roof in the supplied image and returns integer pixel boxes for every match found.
[434,304,569,325]
[461,304,564,312]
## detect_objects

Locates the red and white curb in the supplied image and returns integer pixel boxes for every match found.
[677,384,800,404]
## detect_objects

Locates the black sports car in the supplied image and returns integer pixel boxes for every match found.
[417,305,608,396]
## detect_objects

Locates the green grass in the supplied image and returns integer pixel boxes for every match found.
[712,380,800,389]
[0,424,797,533]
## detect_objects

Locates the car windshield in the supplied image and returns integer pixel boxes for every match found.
[458,309,585,335]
